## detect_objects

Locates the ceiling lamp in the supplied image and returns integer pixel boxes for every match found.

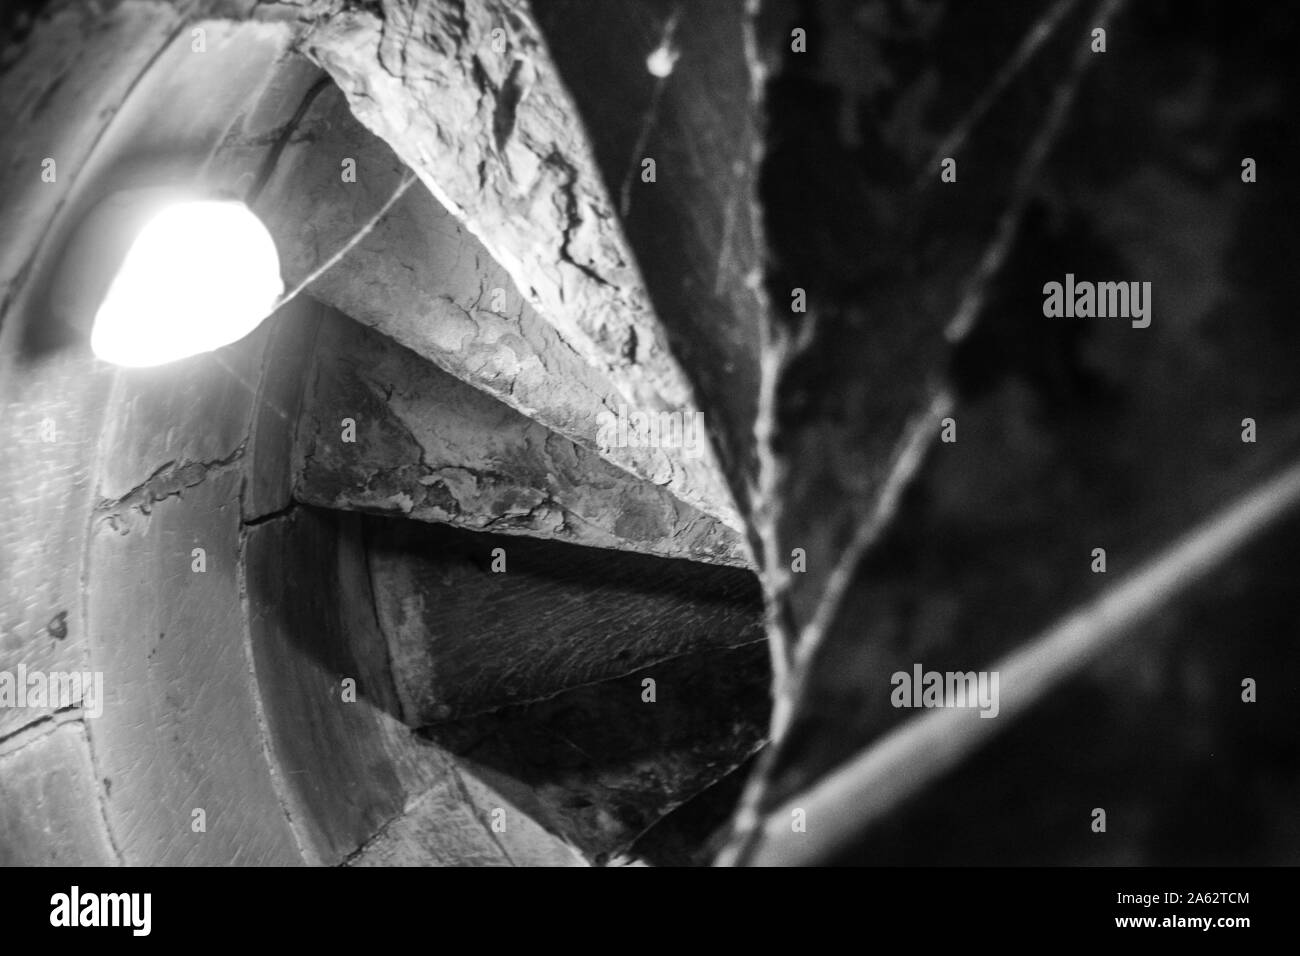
[87,199,283,368]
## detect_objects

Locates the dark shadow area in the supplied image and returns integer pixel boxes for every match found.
[755,0,1300,864]
[419,641,770,865]
[833,519,1300,865]
[630,752,760,866]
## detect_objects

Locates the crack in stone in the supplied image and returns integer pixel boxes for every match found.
[94,441,248,529]
[245,74,333,204]
[0,704,84,758]
[545,150,614,293]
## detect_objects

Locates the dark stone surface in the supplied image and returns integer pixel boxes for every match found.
[365,515,764,723]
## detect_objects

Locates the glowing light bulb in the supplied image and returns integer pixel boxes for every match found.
[90,200,283,367]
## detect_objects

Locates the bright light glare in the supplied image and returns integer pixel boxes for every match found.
[90,200,283,367]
